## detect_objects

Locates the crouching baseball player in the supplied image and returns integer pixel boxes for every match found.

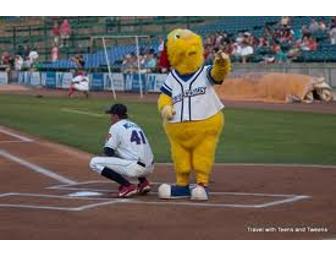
[68,71,90,99]
[89,103,154,198]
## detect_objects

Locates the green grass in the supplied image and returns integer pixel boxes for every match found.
[0,94,336,165]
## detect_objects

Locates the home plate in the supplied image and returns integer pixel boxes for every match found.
[67,191,103,197]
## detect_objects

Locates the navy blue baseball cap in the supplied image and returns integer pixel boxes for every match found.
[105,103,128,118]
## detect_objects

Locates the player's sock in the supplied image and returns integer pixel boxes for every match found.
[101,167,130,186]
[68,88,74,97]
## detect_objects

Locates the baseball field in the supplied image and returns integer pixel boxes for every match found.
[0,89,336,239]
[1,93,336,164]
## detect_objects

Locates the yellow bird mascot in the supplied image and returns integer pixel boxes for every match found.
[158,29,231,200]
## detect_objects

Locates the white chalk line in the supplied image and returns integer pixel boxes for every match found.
[0,192,118,212]
[256,195,311,208]
[0,192,310,211]
[49,182,311,209]
[0,127,319,211]
[48,180,306,198]
[0,150,77,185]
[0,140,32,144]
[0,127,33,142]
[2,192,109,201]
[61,108,104,118]
[0,202,117,212]
[47,180,312,197]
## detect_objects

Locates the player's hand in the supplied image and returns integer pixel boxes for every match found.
[161,105,175,121]
[214,50,230,64]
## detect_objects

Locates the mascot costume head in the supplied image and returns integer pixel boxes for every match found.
[157,29,231,200]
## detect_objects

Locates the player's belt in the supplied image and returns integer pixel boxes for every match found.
[137,161,154,167]
[137,161,146,167]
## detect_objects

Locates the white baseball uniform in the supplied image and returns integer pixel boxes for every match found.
[160,65,224,123]
[72,74,89,91]
[90,119,154,178]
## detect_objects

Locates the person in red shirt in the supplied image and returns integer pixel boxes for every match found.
[52,21,60,45]
[51,43,59,62]
[308,37,318,51]
[59,19,72,47]
[158,42,170,73]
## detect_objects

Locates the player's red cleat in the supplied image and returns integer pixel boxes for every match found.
[118,184,137,198]
[137,179,151,195]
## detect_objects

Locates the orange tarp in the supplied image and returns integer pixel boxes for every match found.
[216,72,315,103]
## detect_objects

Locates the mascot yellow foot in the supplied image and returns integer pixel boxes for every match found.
[158,28,231,201]
[158,184,209,201]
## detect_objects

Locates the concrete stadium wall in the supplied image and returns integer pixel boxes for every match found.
[1,63,336,88]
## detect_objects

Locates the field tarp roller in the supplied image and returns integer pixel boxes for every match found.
[216,72,334,103]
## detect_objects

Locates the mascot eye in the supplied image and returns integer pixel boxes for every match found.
[175,34,180,39]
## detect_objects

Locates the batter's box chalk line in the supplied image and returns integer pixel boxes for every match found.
[0,192,118,212]
[45,180,311,209]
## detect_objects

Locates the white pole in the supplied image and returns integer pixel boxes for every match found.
[135,36,143,98]
[102,37,117,100]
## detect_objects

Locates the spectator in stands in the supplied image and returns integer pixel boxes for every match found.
[143,50,157,73]
[14,55,23,71]
[204,35,213,48]
[319,20,327,32]
[293,28,303,42]
[257,36,269,48]
[52,20,60,45]
[204,46,215,65]
[287,44,301,60]
[158,37,164,52]
[280,16,291,28]
[16,45,25,57]
[240,34,254,63]
[330,17,336,29]
[51,43,59,62]
[26,48,39,70]
[137,52,147,73]
[274,45,288,63]
[301,25,311,38]
[300,35,317,51]
[329,26,336,45]
[23,45,31,59]
[59,19,71,48]
[22,57,31,70]
[231,41,242,62]
[280,27,294,44]
[1,51,11,65]
[29,48,39,63]
[121,53,138,73]
[71,54,85,70]
[309,19,320,34]
[214,32,224,48]
[121,54,132,73]
[263,24,273,41]
[158,42,170,73]
[1,51,11,73]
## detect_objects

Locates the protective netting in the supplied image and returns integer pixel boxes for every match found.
[215,72,334,103]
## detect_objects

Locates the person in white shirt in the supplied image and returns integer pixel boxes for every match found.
[28,50,39,63]
[68,71,90,98]
[14,55,23,71]
[89,104,154,198]
[51,43,59,62]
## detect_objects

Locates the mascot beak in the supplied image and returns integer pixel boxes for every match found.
[187,45,198,56]
[188,51,197,56]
